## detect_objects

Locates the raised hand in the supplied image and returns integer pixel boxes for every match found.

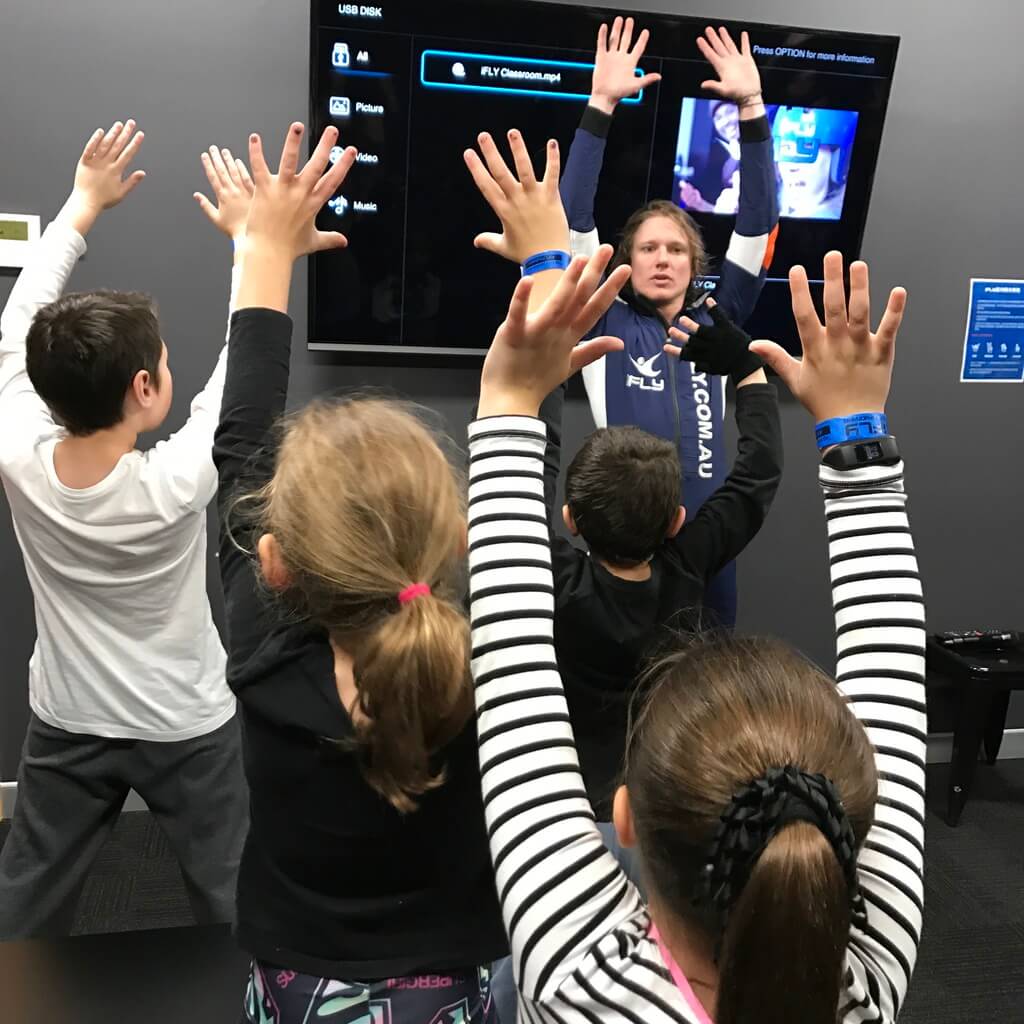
[236,122,357,313]
[697,27,761,104]
[589,16,662,115]
[464,129,568,264]
[194,145,255,241]
[246,122,357,261]
[478,245,631,418]
[750,252,907,421]
[62,119,146,235]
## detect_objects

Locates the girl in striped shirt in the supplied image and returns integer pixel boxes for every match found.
[464,130,923,1024]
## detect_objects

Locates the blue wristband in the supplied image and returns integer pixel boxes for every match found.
[521,250,571,276]
[815,412,889,449]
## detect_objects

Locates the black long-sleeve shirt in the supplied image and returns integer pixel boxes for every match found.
[213,307,506,979]
[541,382,783,815]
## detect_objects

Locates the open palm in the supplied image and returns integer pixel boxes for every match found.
[194,145,254,240]
[750,252,907,421]
[73,120,146,212]
[590,16,661,108]
[246,123,357,259]
[480,246,630,416]
[464,130,568,264]
[697,27,761,101]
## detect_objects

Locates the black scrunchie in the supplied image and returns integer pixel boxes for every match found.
[695,765,868,940]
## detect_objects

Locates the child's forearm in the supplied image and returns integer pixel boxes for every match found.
[54,191,103,238]
[235,242,294,315]
[736,367,768,388]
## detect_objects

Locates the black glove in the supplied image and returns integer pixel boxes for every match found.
[676,303,763,385]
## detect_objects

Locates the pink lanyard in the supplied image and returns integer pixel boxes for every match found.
[648,922,715,1024]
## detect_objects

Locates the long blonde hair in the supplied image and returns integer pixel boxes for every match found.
[246,397,470,813]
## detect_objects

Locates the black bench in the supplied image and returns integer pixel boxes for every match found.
[926,635,1024,826]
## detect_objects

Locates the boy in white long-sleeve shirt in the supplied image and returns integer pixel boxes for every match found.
[0,120,249,937]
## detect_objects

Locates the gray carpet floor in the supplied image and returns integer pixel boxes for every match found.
[1,760,1022,1022]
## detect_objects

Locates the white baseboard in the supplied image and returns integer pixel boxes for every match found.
[3,732,1023,819]
[926,727,1024,764]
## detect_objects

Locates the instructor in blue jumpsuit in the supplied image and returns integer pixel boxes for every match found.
[561,18,778,626]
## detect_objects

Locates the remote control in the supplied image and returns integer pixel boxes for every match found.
[936,629,1019,651]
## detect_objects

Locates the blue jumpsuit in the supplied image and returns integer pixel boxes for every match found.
[560,106,779,626]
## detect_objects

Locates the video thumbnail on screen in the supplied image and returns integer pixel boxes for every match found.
[674,99,859,220]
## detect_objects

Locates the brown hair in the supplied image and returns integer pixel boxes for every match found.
[613,199,707,302]
[625,634,877,1024]
[248,397,470,813]
[26,290,163,436]
[565,426,681,566]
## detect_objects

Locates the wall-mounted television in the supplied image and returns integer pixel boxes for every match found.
[309,0,899,356]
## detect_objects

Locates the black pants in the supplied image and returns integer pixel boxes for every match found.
[0,712,248,939]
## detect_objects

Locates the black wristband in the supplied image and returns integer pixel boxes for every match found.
[580,105,613,138]
[821,435,901,470]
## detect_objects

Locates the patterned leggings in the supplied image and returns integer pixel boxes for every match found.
[242,959,496,1024]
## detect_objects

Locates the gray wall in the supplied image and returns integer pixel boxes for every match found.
[1,0,1021,775]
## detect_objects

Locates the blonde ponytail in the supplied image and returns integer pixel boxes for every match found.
[350,589,470,813]
[242,397,471,812]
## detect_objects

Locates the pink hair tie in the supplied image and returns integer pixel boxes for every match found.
[398,583,431,606]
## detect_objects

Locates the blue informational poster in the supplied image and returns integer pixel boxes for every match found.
[960,279,1024,382]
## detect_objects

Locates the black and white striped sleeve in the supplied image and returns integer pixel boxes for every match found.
[467,416,644,1006]
[823,461,926,1024]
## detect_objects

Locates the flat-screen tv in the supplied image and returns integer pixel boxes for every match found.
[309,0,899,356]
